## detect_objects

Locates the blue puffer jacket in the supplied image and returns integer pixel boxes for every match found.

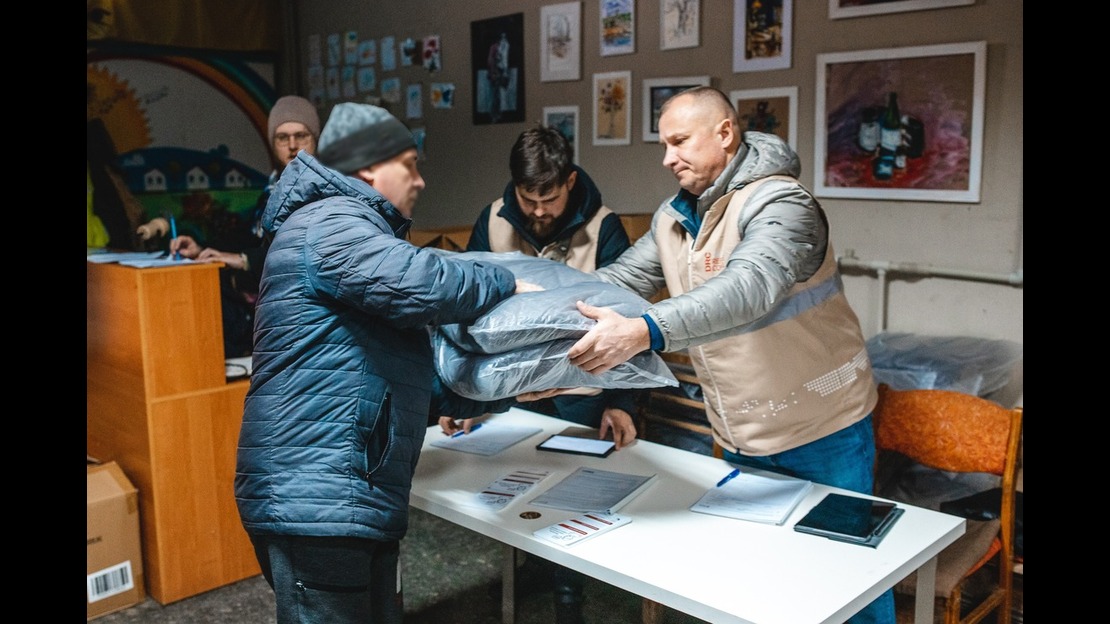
[235,151,517,541]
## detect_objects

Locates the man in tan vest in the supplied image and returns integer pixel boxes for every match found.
[441,124,636,624]
[567,87,893,624]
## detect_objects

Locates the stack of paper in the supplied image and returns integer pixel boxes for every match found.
[690,471,812,525]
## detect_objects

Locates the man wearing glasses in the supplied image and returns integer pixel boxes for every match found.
[169,95,321,357]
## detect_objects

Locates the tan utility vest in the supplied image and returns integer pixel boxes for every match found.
[656,177,876,455]
[486,198,613,273]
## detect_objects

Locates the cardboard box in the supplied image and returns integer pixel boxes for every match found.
[87,461,144,620]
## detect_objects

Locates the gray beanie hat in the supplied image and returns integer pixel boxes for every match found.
[267,95,321,141]
[317,103,417,174]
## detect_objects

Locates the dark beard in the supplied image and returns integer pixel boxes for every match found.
[528,218,556,239]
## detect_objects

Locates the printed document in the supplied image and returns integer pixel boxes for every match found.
[690,471,812,525]
[429,424,542,456]
[530,467,656,514]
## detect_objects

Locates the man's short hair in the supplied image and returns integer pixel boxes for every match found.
[509,125,574,195]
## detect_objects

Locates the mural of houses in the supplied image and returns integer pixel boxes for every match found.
[119,145,269,195]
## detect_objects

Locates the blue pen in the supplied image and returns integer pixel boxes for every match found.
[169,214,181,260]
[716,468,741,487]
[451,423,483,438]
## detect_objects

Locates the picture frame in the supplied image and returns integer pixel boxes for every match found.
[660,0,700,50]
[471,13,525,125]
[592,70,632,146]
[829,0,974,20]
[730,86,797,150]
[733,0,792,73]
[541,2,582,82]
[642,75,711,142]
[600,0,636,57]
[543,105,581,163]
[814,41,986,203]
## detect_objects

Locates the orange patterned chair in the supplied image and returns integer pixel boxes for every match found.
[873,383,1023,624]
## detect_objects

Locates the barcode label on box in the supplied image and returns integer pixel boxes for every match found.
[87,561,135,603]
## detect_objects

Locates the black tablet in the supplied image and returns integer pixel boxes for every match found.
[793,493,903,547]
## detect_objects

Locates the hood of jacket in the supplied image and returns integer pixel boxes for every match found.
[695,131,802,215]
[263,149,411,240]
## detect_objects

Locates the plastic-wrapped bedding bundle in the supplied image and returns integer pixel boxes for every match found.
[431,251,678,400]
[433,332,678,400]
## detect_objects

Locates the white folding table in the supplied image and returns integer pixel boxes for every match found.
[410,408,963,624]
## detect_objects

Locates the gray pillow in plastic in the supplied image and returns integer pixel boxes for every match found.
[436,251,657,354]
[430,251,678,400]
[433,331,678,401]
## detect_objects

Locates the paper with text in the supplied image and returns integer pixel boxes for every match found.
[690,472,812,525]
[530,467,656,513]
[430,424,543,456]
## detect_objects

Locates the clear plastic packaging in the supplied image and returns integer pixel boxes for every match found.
[866,332,1023,397]
[431,251,678,400]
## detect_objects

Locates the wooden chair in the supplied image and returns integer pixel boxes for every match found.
[635,350,722,459]
[873,383,1023,624]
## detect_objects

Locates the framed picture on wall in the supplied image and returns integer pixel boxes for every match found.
[660,0,700,50]
[540,2,582,82]
[643,75,710,142]
[829,0,974,20]
[543,105,581,163]
[471,13,525,125]
[814,41,986,202]
[600,0,635,57]
[593,70,632,146]
[733,0,792,73]
[730,86,797,150]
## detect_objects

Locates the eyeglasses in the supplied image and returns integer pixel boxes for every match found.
[274,132,313,146]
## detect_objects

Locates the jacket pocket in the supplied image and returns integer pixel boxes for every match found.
[356,393,393,482]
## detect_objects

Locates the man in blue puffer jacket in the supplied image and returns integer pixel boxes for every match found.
[235,103,535,623]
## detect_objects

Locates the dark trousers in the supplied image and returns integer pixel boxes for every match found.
[250,534,402,624]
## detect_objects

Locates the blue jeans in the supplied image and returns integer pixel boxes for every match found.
[250,534,402,624]
[722,415,895,624]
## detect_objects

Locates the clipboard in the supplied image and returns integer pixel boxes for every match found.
[793,493,904,548]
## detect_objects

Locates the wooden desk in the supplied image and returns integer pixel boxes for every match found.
[86,260,260,604]
[411,409,965,624]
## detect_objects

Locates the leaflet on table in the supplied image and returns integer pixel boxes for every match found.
[533,512,631,547]
[467,467,553,510]
[87,251,166,263]
[429,423,543,456]
[119,258,196,268]
[529,467,657,514]
[690,471,813,525]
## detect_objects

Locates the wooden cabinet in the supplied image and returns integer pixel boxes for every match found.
[86,260,260,605]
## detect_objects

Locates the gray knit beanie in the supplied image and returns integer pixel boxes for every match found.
[267,95,321,141]
[317,103,417,174]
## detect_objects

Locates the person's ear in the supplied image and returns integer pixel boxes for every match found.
[565,169,578,192]
[718,118,738,149]
[353,167,374,185]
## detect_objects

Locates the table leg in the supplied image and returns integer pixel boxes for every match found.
[642,598,665,624]
[914,556,937,624]
[501,544,517,624]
